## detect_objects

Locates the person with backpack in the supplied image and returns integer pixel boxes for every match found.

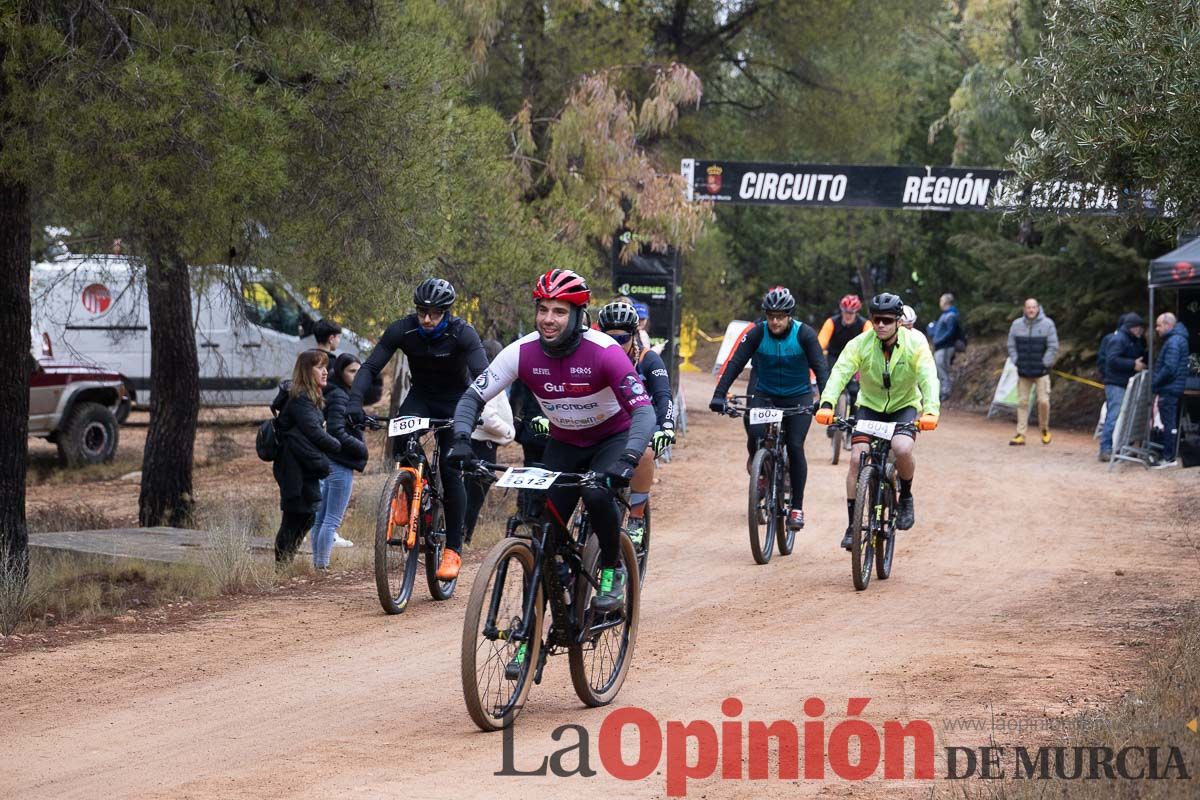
[710,287,829,531]
[270,350,342,563]
[927,293,963,402]
[309,353,370,569]
[1097,312,1147,461]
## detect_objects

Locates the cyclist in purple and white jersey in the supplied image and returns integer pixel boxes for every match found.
[448,269,655,613]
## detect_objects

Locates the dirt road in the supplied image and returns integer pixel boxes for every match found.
[3,372,1195,798]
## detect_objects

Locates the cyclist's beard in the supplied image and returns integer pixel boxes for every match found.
[539,305,585,358]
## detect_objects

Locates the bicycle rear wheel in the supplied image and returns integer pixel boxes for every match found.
[461,536,544,732]
[774,457,795,556]
[374,469,420,614]
[630,505,650,587]
[850,464,876,591]
[569,534,640,707]
[875,472,896,580]
[747,448,775,564]
[424,500,458,601]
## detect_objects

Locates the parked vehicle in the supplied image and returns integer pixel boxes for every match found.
[28,332,128,467]
[30,255,371,408]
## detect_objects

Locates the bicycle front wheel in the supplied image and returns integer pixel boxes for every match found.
[850,464,877,591]
[461,537,544,732]
[748,448,775,564]
[569,533,640,707]
[775,456,795,556]
[374,469,420,614]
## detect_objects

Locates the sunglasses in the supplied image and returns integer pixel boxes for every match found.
[416,306,445,319]
[872,316,897,325]
[607,332,634,344]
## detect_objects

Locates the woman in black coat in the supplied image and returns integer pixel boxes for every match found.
[272,350,341,562]
[310,353,371,568]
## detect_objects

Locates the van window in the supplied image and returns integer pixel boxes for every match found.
[241,281,303,336]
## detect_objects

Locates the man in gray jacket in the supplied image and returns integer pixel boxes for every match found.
[1007,298,1059,445]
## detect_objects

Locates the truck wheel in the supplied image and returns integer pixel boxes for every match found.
[58,402,119,467]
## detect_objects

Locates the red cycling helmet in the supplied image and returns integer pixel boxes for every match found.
[839,294,862,313]
[533,269,591,306]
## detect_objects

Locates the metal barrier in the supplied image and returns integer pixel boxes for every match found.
[1109,371,1162,471]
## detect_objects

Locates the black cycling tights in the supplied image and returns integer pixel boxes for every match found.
[747,394,813,510]
[540,434,625,568]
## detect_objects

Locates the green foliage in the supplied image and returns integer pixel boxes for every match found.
[1013,0,1200,225]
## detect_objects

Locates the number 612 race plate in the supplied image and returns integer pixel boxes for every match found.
[495,467,561,490]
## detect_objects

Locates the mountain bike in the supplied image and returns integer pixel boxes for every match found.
[460,463,640,731]
[830,416,917,591]
[365,415,458,614]
[723,395,812,565]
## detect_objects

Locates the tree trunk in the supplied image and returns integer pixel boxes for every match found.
[138,244,200,527]
[0,175,32,577]
[0,26,32,577]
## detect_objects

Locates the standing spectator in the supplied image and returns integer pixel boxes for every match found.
[313,318,342,359]
[1097,313,1147,461]
[310,354,370,569]
[464,340,516,543]
[927,293,962,401]
[312,317,382,406]
[1007,298,1060,446]
[1151,313,1190,468]
[271,350,341,563]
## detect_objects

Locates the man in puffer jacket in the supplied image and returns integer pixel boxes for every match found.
[1006,298,1059,445]
[1097,312,1147,461]
[1151,313,1191,467]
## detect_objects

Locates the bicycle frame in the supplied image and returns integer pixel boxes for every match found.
[382,418,454,546]
[478,467,626,661]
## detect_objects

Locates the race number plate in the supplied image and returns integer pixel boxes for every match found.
[495,467,561,490]
[854,419,897,440]
[388,416,431,437]
[748,407,784,425]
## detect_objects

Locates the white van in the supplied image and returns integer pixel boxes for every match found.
[31,255,372,408]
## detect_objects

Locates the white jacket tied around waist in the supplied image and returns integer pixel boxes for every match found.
[472,390,515,445]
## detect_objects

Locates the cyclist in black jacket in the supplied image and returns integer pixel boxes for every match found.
[597,301,675,544]
[346,278,488,580]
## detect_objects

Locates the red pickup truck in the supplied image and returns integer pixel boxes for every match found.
[28,336,128,467]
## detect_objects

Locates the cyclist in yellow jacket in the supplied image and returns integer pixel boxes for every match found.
[815,293,940,550]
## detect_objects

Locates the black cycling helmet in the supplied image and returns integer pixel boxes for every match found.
[597,301,640,333]
[869,292,904,316]
[761,286,796,313]
[413,278,456,309]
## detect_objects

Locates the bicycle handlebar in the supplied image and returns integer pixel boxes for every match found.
[356,415,457,432]
[471,461,604,487]
[830,416,919,435]
[723,395,814,419]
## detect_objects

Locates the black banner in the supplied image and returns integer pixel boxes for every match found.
[611,237,682,392]
[683,159,1159,215]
